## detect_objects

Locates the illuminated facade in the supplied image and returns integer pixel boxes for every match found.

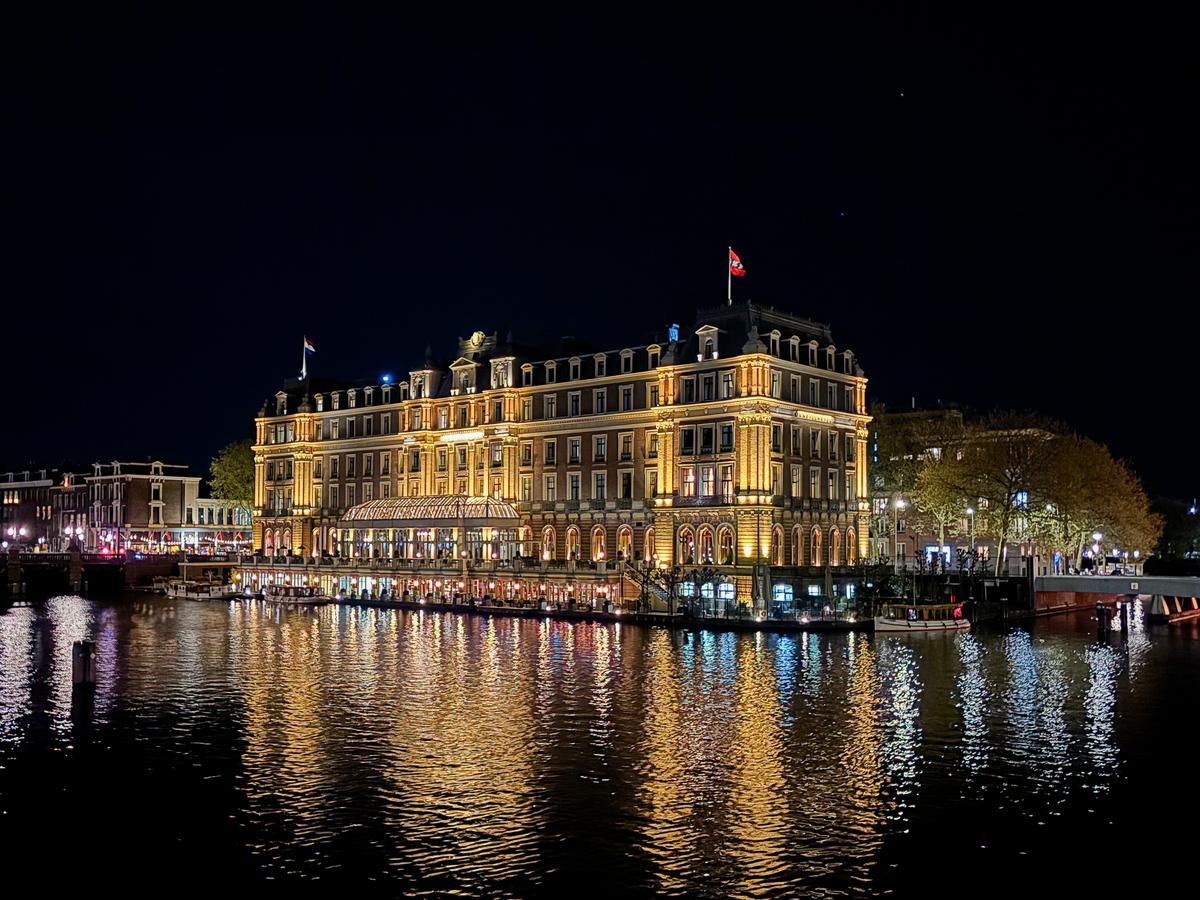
[248,301,871,611]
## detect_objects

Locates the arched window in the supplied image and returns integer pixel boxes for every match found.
[703,337,715,360]
[771,525,784,566]
[717,526,735,565]
[698,526,714,563]
[792,525,804,566]
[678,526,696,564]
[617,525,633,560]
[311,528,320,558]
[644,526,656,562]
[282,528,291,556]
[830,528,842,566]
[591,525,607,562]
[566,526,580,560]
[542,525,556,560]
[327,528,337,555]
[846,528,857,565]
[810,527,823,567]
[264,530,274,556]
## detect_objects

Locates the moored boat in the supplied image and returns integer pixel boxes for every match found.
[166,579,233,601]
[261,584,329,606]
[874,602,970,632]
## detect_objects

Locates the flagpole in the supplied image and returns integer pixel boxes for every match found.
[727,246,732,305]
[301,338,307,381]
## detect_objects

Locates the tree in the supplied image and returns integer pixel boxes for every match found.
[209,439,254,514]
[921,414,1057,575]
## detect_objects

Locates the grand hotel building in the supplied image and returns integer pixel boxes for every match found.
[244,301,870,612]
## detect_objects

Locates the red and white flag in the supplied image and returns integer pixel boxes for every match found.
[729,248,746,277]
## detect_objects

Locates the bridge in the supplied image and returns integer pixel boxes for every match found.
[2,548,205,598]
[1033,574,1200,624]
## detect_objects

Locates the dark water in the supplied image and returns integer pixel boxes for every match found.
[0,594,1194,895]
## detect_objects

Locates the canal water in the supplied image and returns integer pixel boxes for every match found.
[0,594,1193,895]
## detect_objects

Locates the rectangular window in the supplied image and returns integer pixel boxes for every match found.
[621,386,633,411]
[520,475,533,502]
[680,466,696,497]
[810,430,821,457]
[544,395,557,418]
[770,371,781,398]
[568,437,581,464]
[569,392,581,416]
[593,472,606,500]
[720,465,733,501]
[646,467,659,497]
[809,381,818,407]
[594,389,607,414]
[381,413,391,435]
[620,433,633,461]
[810,468,820,498]
[522,398,533,421]
[721,371,735,399]
[791,465,801,497]
[682,378,696,404]
[520,441,533,466]
[828,384,837,409]
[363,454,373,477]
[700,465,715,497]
[649,384,660,407]
[544,439,557,464]
[828,470,838,500]
[595,357,606,377]
[438,408,449,429]
[701,375,715,402]
[771,464,783,496]
[543,474,557,501]
[771,424,782,453]
[680,428,695,455]
[700,425,714,455]
[829,431,838,460]
[594,436,607,462]
[569,473,581,500]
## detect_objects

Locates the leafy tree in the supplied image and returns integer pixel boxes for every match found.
[920,414,1057,575]
[209,439,254,514]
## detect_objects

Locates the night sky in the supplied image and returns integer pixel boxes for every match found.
[5,8,1197,496]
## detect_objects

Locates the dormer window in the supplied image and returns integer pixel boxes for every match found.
[546,361,557,383]
[382,386,392,403]
[808,343,818,367]
[826,346,836,370]
[648,345,660,368]
[769,331,781,357]
[315,394,325,412]
[569,358,581,380]
[594,354,607,378]
[347,390,357,408]
[522,364,533,386]
[789,337,800,362]
[843,350,855,374]
[620,349,634,373]
[702,338,716,360]
[276,395,287,415]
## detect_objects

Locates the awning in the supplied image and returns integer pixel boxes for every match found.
[338,495,521,530]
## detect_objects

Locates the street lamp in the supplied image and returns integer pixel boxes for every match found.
[965,506,976,553]
[893,498,907,574]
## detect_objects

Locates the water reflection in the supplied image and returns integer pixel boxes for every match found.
[0,595,1177,894]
